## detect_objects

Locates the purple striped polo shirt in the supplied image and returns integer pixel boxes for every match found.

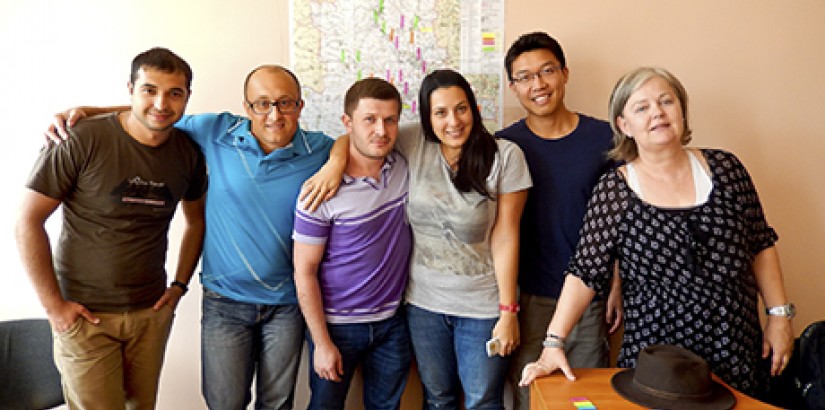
[293,151,411,324]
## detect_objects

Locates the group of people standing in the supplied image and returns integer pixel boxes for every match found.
[20,29,794,410]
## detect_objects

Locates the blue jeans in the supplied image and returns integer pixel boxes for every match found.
[307,309,411,410]
[406,305,508,410]
[201,289,305,410]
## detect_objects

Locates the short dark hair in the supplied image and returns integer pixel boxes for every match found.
[243,65,302,100]
[504,32,566,81]
[418,69,497,199]
[130,47,193,90]
[344,77,402,116]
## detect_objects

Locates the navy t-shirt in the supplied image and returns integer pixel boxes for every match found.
[496,114,613,298]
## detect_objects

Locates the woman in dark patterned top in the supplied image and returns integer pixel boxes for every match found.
[518,67,794,398]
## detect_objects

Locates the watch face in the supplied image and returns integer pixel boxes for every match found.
[768,303,796,318]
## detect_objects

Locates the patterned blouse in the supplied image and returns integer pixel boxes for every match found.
[568,148,777,396]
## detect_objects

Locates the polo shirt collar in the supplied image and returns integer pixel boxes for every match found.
[341,151,397,190]
[222,119,312,159]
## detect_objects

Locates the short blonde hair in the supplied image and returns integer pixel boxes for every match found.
[607,67,692,162]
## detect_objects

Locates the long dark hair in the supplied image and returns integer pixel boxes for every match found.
[419,69,497,199]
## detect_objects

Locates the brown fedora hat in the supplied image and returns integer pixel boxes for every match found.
[611,344,736,410]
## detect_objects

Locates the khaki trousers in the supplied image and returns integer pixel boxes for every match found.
[53,306,174,410]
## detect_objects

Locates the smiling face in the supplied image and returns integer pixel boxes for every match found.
[428,86,473,153]
[616,76,685,152]
[243,68,304,153]
[127,66,190,146]
[343,97,400,162]
[508,48,568,118]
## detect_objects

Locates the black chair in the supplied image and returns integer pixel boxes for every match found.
[0,318,65,410]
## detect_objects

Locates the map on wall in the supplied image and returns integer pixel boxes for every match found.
[290,0,505,136]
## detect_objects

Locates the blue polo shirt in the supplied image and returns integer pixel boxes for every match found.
[176,112,333,305]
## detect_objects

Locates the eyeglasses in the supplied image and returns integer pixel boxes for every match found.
[246,98,301,115]
[511,64,562,85]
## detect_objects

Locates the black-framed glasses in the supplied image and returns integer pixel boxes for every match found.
[511,64,562,85]
[246,98,301,115]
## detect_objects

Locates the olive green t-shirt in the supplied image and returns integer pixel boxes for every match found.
[26,113,207,312]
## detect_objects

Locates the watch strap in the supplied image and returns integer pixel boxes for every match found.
[170,280,189,295]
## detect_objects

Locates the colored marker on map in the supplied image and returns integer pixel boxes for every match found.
[422,61,427,73]
[410,29,414,44]
[379,0,384,13]
[413,15,419,30]
[412,101,417,114]
[482,32,496,52]
[389,28,394,42]
[404,82,409,95]
[357,70,362,81]
[340,49,345,62]
[400,15,405,29]
[394,35,399,49]
[416,47,421,60]
[356,50,361,62]
[373,9,378,23]
[386,69,391,82]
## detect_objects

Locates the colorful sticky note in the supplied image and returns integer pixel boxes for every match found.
[570,396,596,410]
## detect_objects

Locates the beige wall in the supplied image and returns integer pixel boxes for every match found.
[1,1,822,408]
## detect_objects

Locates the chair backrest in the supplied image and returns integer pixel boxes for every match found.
[0,318,65,410]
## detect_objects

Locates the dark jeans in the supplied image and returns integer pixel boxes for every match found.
[307,309,411,410]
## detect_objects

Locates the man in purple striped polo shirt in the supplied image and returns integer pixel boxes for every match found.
[292,78,412,410]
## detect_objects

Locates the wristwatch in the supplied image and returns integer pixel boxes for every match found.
[765,303,796,318]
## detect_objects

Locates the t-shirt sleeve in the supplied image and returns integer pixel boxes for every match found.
[495,140,532,194]
[566,171,628,297]
[292,196,332,246]
[183,144,208,201]
[394,122,423,158]
[25,131,86,200]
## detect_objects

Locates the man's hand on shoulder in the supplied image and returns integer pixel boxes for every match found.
[45,107,89,144]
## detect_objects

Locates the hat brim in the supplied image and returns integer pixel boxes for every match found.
[611,369,736,410]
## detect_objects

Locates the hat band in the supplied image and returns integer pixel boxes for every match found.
[632,379,713,400]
